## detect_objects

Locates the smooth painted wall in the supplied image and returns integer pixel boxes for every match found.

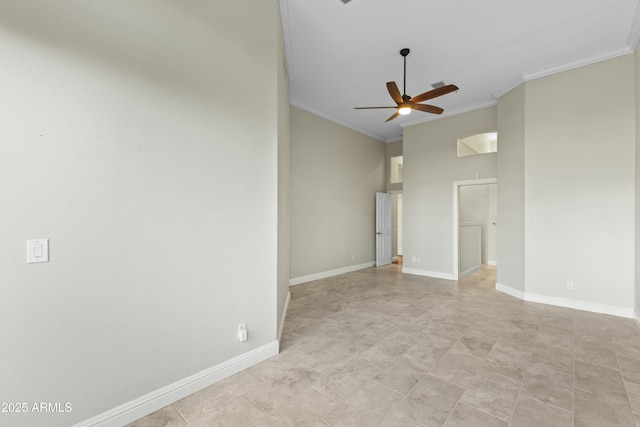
[496,85,526,293]
[524,55,635,312]
[386,140,403,193]
[635,44,640,319]
[277,7,290,337]
[290,107,385,279]
[403,108,497,277]
[0,2,280,426]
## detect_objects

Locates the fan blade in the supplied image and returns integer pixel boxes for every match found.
[386,82,403,105]
[414,104,444,115]
[354,106,397,109]
[385,111,400,122]
[410,84,459,103]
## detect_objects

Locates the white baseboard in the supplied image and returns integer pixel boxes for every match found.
[73,341,279,427]
[402,267,455,281]
[278,291,291,343]
[487,260,497,266]
[496,282,634,319]
[459,264,481,278]
[496,282,525,300]
[289,261,375,286]
[634,309,640,329]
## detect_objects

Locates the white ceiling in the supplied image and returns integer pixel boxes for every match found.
[281,0,640,142]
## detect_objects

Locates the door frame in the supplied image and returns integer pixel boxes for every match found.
[452,177,497,280]
[388,190,403,262]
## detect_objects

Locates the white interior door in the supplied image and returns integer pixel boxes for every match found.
[376,192,392,266]
[487,183,498,265]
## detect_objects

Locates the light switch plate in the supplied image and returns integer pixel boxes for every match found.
[27,239,49,263]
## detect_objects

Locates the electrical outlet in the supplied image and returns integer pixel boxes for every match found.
[351,254,355,260]
[416,257,421,263]
[238,323,247,342]
[566,281,574,290]
[411,256,416,262]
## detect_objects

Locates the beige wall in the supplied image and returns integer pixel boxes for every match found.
[290,107,386,280]
[496,54,636,315]
[497,85,526,293]
[0,2,280,426]
[277,7,290,339]
[524,55,635,312]
[403,107,497,277]
[386,140,403,192]
[636,44,640,319]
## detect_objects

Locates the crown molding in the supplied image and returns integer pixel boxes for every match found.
[627,1,640,51]
[290,101,387,142]
[279,0,294,78]
[399,99,497,129]
[524,46,633,82]
[493,75,526,100]
[386,135,403,143]
[493,46,633,99]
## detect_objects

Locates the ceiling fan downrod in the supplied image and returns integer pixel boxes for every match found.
[400,48,410,97]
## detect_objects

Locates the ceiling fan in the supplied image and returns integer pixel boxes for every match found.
[354,48,458,122]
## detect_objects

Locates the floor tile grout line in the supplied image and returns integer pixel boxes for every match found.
[247,368,269,384]
[310,385,337,403]
[170,403,189,425]
[515,392,573,416]
[439,395,465,427]
[400,369,428,397]
[572,336,577,427]
[504,345,532,426]
[574,384,632,405]
[615,340,639,409]
[371,377,418,398]
[374,409,427,427]
[240,393,266,412]
[458,400,511,425]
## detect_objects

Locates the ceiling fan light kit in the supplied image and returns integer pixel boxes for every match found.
[354,48,458,122]
[398,106,412,115]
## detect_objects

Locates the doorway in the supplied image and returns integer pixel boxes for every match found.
[376,192,392,266]
[452,178,497,280]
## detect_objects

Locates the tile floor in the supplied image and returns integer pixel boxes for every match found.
[129,265,640,427]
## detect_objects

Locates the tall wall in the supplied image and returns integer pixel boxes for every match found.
[277,6,291,339]
[403,108,497,278]
[523,55,635,313]
[497,54,636,316]
[0,2,280,426]
[496,85,526,293]
[635,42,640,320]
[386,140,403,193]
[289,107,385,281]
